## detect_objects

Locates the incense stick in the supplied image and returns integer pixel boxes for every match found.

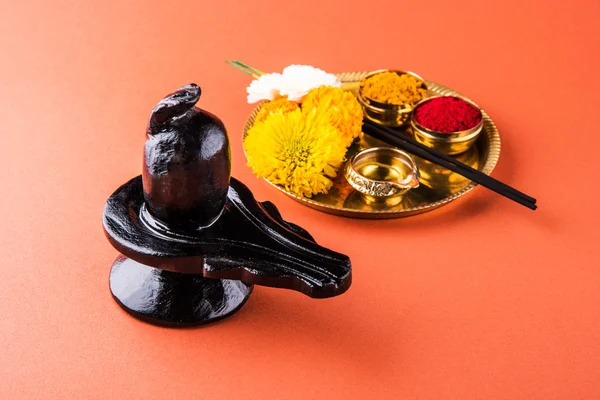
[362,119,537,210]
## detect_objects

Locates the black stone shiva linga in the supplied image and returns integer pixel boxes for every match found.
[102,84,352,327]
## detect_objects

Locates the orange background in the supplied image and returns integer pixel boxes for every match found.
[1,0,599,399]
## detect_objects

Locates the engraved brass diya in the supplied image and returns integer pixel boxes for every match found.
[410,95,483,155]
[102,83,351,327]
[345,147,420,206]
[357,69,428,127]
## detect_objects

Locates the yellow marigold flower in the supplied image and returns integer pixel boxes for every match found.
[244,109,347,197]
[302,85,363,147]
[254,98,299,124]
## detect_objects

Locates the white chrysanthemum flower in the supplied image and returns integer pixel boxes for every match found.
[246,73,283,103]
[246,65,340,104]
[278,65,341,102]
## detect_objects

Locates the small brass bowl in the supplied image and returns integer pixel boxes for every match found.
[345,147,420,206]
[410,95,483,155]
[357,70,428,127]
[416,145,480,194]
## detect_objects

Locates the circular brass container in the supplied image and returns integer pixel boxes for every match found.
[410,96,483,155]
[345,147,420,206]
[242,72,501,219]
[416,145,479,195]
[357,70,428,127]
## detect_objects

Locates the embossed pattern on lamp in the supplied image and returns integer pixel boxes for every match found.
[345,147,420,206]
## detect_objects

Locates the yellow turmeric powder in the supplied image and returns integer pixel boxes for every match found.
[360,71,427,106]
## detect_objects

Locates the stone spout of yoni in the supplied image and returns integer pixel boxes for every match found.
[142,83,231,232]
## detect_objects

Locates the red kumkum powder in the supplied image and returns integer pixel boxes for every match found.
[413,96,482,133]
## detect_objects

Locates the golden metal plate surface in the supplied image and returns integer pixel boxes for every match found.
[242,71,501,219]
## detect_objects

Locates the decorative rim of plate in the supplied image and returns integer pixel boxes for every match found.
[242,71,501,217]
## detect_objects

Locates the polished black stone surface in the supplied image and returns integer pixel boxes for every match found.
[103,83,352,327]
[110,256,252,326]
[143,83,231,230]
[103,176,351,298]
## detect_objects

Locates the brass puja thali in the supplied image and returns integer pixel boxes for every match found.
[242,71,501,219]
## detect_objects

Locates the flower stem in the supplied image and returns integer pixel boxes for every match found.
[226,61,266,78]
